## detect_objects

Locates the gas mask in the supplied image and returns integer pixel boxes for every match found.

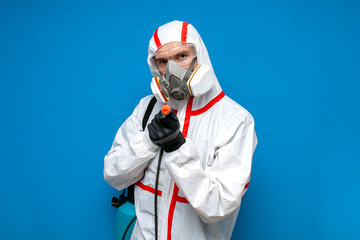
[163,56,197,100]
[150,43,214,103]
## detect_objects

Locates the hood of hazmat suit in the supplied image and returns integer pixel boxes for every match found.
[104,20,258,240]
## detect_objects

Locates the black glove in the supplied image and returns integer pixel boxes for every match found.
[148,109,186,152]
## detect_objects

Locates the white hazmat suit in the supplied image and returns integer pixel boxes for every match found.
[104,20,258,240]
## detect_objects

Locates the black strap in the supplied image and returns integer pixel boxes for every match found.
[115,96,158,239]
[142,96,157,131]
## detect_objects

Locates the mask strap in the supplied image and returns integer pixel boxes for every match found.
[183,56,197,80]
[179,56,198,93]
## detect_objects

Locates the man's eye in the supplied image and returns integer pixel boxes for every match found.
[156,59,167,66]
[177,53,188,61]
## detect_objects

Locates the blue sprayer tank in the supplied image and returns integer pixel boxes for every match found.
[114,201,136,240]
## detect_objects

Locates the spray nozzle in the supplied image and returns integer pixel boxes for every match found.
[161,104,171,115]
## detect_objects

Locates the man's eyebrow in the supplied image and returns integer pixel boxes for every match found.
[154,48,192,59]
[170,49,192,56]
[154,56,165,60]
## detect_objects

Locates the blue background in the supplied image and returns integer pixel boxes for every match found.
[1,0,359,239]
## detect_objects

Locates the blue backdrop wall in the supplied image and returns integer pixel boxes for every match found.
[1,0,359,239]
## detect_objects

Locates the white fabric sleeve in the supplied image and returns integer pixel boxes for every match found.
[104,97,159,191]
[164,115,257,224]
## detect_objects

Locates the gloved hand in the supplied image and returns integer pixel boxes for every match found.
[148,109,185,152]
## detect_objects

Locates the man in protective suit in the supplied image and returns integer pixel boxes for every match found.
[104,20,258,240]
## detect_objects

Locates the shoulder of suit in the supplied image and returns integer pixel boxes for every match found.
[218,96,255,123]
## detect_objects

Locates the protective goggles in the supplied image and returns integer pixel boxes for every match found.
[150,43,197,75]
